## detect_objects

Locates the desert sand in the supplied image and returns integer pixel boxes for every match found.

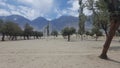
[0,36,120,68]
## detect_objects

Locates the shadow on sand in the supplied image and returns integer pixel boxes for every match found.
[109,46,120,51]
[99,56,120,64]
[107,58,120,64]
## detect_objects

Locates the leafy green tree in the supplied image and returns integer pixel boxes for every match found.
[62,27,76,41]
[32,31,37,39]
[95,0,120,59]
[5,21,22,40]
[87,0,109,38]
[0,19,5,41]
[32,31,43,39]
[23,23,33,40]
[0,19,4,33]
[51,30,58,37]
[0,21,22,41]
[0,20,43,41]
[91,27,103,41]
[85,31,91,36]
[0,19,3,29]
[96,0,109,37]
[86,0,101,30]
[38,31,43,38]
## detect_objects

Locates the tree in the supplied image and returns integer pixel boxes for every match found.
[5,21,22,40]
[0,19,3,29]
[0,19,5,41]
[91,27,103,41]
[32,31,43,39]
[117,28,120,42]
[85,31,91,36]
[0,19,4,33]
[62,27,76,41]
[37,31,43,38]
[86,0,103,29]
[51,30,58,37]
[78,0,86,40]
[0,20,43,41]
[23,23,33,40]
[96,0,109,37]
[0,21,22,41]
[99,0,120,59]
[46,22,50,36]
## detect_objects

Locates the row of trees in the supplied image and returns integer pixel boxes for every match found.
[0,19,83,42]
[0,20,43,41]
[61,26,104,42]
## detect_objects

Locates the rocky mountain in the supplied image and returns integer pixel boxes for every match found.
[31,17,49,30]
[0,15,92,31]
[0,15,31,28]
[51,15,79,31]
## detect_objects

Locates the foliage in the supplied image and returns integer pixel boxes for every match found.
[85,31,91,36]
[51,30,58,37]
[24,23,33,35]
[62,27,76,41]
[0,19,4,33]
[91,27,103,36]
[0,20,43,41]
[62,27,76,36]
[86,0,109,37]
[32,31,43,39]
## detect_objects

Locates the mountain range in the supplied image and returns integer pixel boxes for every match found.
[0,15,92,31]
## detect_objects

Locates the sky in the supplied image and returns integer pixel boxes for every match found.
[0,0,92,20]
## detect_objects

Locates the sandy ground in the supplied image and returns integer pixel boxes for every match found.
[0,36,120,68]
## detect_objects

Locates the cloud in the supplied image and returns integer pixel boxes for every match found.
[67,0,92,16]
[83,7,93,15]
[0,9,11,16]
[54,0,79,18]
[17,0,54,11]
[0,1,33,20]
[16,0,54,20]
[68,0,79,11]
[0,0,54,20]
[0,0,86,20]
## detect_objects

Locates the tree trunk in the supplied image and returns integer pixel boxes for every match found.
[27,35,29,40]
[34,36,36,39]
[15,36,17,40]
[24,36,26,40]
[95,36,98,41]
[9,35,12,40]
[101,22,108,37]
[118,36,120,42]
[36,36,39,39]
[81,35,83,40]
[100,19,120,59]
[105,30,108,37]
[11,36,14,40]
[68,35,70,42]
[2,33,5,41]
